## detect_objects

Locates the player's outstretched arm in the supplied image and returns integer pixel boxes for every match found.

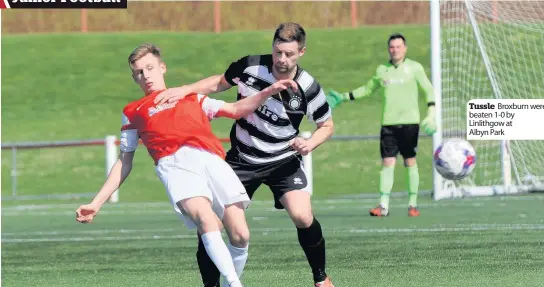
[155,74,233,105]
[215,79,299,119]
[326,76,379,109]
[75,151,135,224]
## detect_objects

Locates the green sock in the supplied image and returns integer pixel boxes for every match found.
[379,165,395,209]
[407,164,419,207]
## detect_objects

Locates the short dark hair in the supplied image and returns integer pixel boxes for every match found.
[388,33,406,45]
[273,22,306,49]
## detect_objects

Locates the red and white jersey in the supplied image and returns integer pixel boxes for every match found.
[120,90,226,165]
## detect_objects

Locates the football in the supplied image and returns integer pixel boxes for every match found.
[433,138,477,180]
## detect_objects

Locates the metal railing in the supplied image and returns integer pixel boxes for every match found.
[1,132,441,202]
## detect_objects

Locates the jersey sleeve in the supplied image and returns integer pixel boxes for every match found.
[306,80,332,124]
[351,73,380,99]
[197,94,226,120]
[414,62,435,104]
[120,112,139,152]
[224,56,249,86]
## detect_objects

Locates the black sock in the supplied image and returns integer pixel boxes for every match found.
[297,217,327,283]
[196,235,220,287]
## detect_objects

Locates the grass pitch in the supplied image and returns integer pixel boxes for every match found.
[2,195,544,286]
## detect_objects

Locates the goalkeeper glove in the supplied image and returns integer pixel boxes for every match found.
[421,105,437,135]
[326,89,348,109]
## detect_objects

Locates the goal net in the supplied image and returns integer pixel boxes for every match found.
[433,0,544,200]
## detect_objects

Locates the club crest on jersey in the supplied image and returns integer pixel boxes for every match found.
[148,102,176,117]
[288,93,302,109]
[289,98,300,109]
[383,78,405,86]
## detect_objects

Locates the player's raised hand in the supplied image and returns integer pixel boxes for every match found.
[326,89,347,109]
[289,137,312,156]
[265,79,298,96]
[154,85,192,105]
[76,203,101,224]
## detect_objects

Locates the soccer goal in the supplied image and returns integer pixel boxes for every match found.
[431,0,544,200]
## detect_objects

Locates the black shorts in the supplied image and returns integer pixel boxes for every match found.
[380,124,419,159]
[226,151,308,209]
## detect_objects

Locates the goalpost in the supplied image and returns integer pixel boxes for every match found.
[431,0,544,200]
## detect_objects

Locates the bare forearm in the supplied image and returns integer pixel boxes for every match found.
[308,122,334,151]
[216,79,298,119]
[90,159,132,206]
[231,92,271,118]
[189,74,231,95]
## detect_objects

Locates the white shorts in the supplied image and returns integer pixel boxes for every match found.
[155,145,250,230]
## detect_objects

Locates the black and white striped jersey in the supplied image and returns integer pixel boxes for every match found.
[223,54,332,165]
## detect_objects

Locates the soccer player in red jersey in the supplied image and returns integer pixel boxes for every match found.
[75,43,298,287]
[154,23,335,287]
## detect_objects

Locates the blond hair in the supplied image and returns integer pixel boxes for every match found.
[128,43,162,67]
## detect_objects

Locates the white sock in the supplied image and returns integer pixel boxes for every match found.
[201,231,240,285]
[221,242,249,287]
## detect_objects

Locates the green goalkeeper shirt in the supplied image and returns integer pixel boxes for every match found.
[351,58,434,126]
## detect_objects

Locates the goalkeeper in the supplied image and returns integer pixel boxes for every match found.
[327,33,436,217]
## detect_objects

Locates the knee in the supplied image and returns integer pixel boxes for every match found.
[404,157,417,167]
[291,212,314,229]
[178,198,219,233]
[383,157,396,167]
[198,224,224,236]
[228,227,250,248]
[190,211,219,234]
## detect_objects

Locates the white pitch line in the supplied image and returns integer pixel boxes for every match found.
[1,210,176,217]
[0,202,526,217]
[1,228,180,237]
[3,195,542,212]
[0,201,530,217]
[2,196,543,217]
[4,223,542,237]
[348,225,544,233]
[0,199,375,212]
[1,234,196,243]
[3,224,544,244]
[2,202,172,211]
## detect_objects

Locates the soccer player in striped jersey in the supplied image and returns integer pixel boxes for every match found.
[155,23,335,287]
[326,33,437,217]
[75,43,298,287]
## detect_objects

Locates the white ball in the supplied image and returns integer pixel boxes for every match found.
[433,138,477,180]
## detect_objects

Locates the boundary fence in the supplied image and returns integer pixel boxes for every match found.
[1,132,439,202]
[1,1,434,34]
